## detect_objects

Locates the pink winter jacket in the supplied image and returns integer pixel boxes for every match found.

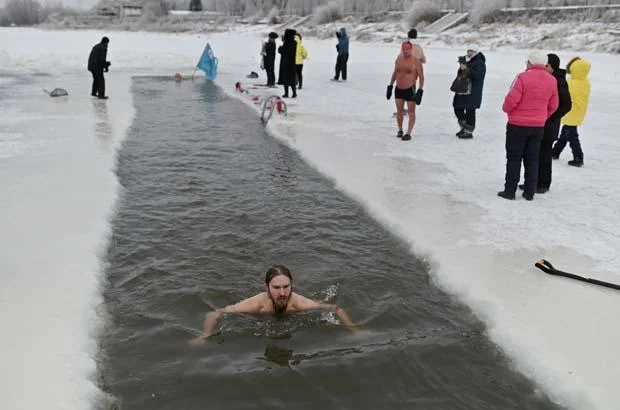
[502,65,559,127]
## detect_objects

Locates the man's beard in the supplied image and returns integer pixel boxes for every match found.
[270,294,290,317]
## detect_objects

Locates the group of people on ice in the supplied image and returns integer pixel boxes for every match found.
[261,27,350,98]
[256,24,591,202]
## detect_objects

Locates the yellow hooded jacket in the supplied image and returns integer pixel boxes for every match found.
[562,58,591,126]
[294,34,308,65]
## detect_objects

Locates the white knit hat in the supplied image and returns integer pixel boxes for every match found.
[527,50,547,66]
[466,44,480,53]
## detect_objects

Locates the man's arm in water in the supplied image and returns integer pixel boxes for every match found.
[189,294,262,345]
[294,295,359,331]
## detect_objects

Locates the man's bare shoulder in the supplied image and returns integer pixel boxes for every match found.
[223,293,270,315]
[285,292,302,309]
[287,293,334,313]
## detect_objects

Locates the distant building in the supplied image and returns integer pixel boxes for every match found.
[120,3,143,19]
[96,5,118,17]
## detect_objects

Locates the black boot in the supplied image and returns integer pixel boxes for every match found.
[568,155,584,167]
[522,192,534,201]
[458,124,474,139]
[497,191,515,200]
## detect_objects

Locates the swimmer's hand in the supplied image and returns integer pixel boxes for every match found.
[188,335,208,346]
[350,327,372,337]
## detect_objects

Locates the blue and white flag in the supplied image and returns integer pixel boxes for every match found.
[196,42,218,80]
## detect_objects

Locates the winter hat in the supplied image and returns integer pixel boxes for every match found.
[268,32,278,39]
[547,53,560,70]
[407,28,418,39]
[102,36,109,43]
[466,44,479,53]
[566,56,581,73]
[527,50,547,66]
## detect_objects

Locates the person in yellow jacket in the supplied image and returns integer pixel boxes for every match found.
[294,33,309,89]
[552,57,591,167]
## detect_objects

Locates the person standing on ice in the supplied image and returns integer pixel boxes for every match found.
[278,29,298,98]
[262,32,278,87]
[407,28,426,64]
[294,33,309,90]
[333,27,349,81]
[498,51,558,201]
[522,53,572,194]
[551,57,591,167]
[87,36,111,99]
[453,45,486,139]
[386,41,424,141]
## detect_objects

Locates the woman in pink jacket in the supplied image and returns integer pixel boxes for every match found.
[498,51,559,201]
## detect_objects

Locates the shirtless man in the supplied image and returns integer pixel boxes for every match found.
[189,265,359,345]
[387,41,424,141]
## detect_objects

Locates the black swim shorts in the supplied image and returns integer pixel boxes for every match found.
[394,86,416,101]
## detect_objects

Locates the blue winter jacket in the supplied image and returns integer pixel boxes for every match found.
[337,27,349,55]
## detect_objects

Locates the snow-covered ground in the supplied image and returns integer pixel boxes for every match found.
[1,27,619,409]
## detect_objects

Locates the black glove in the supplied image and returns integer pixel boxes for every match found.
[386,85,393,100]
[104,61,111,72]
[414,89,423,105]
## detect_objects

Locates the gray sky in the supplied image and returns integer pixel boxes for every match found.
[0,0,101,10]
[51,0,99,9]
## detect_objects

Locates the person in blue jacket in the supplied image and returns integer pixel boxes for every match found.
[333,27,349,81]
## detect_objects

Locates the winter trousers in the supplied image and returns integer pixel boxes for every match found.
[538,118,561,189]
[335,53,349,80]
[552,125,583,160]
[283,84,297,98]
[265,63,275,86]
[90,70,105,97]
[503,123,543,196]
[295,64,304,89]
[454,108,476,131]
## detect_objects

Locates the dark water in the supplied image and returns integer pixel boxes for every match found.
[96,77,564,410]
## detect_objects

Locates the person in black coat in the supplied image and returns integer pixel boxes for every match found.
[526,53,572,193]
[263,32,278,87]
[88,36,110,99]
[453,45,486,139]
[277,29,297,98]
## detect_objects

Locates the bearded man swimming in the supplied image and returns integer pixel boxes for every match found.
[189,265,359,345]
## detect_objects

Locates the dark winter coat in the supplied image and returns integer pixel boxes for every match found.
[88,41,108,73]
[277,29,297,86]
[263,40,276,71]
[453,52,486,109]
[543,68,572,141]
[337,27,349,55]
[547,68,572,123]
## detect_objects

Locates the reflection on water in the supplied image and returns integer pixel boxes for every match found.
[93,98,112,143]
[264,345,294,367]
[263,344,365,369]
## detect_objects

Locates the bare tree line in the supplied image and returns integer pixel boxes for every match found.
[197,0,619,15]
[1,0,617,26]
[0,0,77,26]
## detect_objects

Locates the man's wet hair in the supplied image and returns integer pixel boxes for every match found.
[265,265,292,285]
[407,29,417,39]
